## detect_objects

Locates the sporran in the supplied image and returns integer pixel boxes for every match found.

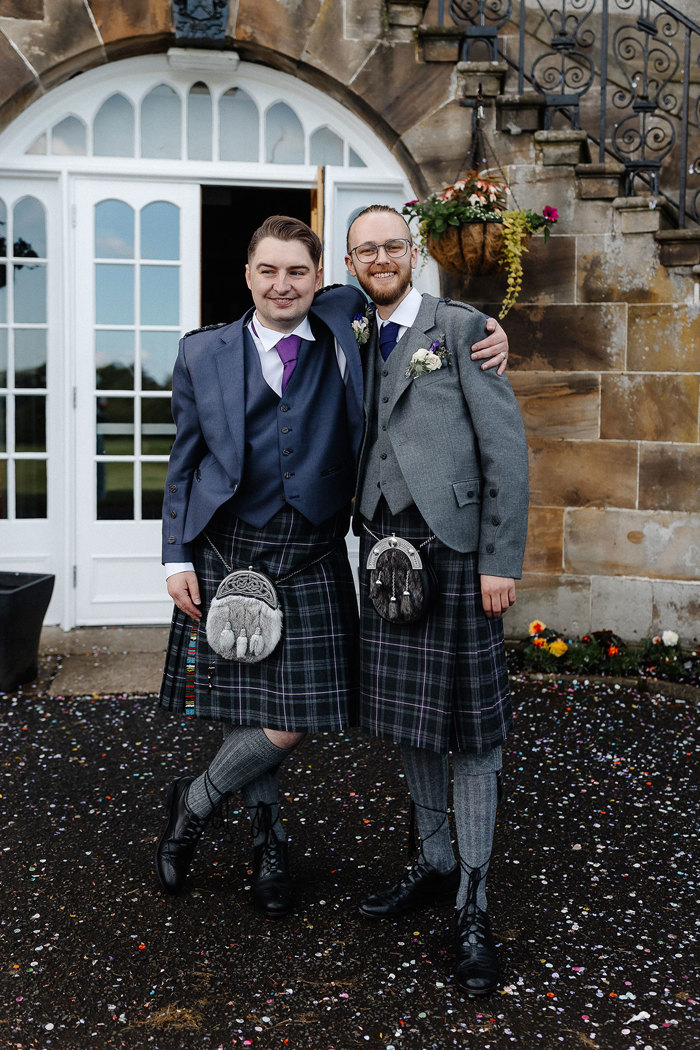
[206,567,282,663]
[365,528,438,624]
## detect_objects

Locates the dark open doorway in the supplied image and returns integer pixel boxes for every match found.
[200,185,312,326]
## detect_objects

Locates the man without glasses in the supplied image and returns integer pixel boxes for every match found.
[346,205,529,996]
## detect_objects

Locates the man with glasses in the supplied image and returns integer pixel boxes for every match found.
[345,205,529,996]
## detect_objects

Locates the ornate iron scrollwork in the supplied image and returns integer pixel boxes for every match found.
[449,0,513,61]
[529,0,597,129]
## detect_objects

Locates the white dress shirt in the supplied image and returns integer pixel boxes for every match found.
[165,310,349,580]
[377,285,423,342]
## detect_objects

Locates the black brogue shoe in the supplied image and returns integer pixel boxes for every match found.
[454,903,500,996]
[155,776,207,895]
[358,858,459,919]
[250,801,293,918]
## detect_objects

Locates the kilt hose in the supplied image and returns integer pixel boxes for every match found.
[159,503,359,731]
[358,501,513,755]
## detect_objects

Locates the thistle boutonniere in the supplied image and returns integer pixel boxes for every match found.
[405,333,450,379]
[352,307,373,346]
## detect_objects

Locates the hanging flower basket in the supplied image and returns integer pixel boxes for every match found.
[426,220,508,278]
[404,173,559,317]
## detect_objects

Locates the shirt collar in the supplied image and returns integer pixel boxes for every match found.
[379,285,423,330]
[249,312,315,351]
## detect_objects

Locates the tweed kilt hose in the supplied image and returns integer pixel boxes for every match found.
[358,501,512,755]
[159,504,359,730]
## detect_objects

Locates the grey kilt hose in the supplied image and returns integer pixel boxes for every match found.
[159,504,359,730]
[358,501,512,755]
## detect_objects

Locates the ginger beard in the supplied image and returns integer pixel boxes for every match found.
[345,213,418,313]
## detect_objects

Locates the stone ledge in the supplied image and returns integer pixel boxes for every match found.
[534,129,591,166]
[612,196,674,234]
[655,227,700,266]
[497,92,544,134]
[386,0,429,41]
[575,162,625,200]
[415,24,463,63]
[455,60,507,98]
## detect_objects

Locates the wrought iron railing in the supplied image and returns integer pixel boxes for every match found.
[434,0,700,227]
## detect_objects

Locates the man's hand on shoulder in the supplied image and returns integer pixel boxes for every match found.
[481,575,516,618]
[167,570,202,621]
[471,317,508,376]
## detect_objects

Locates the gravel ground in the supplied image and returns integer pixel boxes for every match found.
[1,665,697,1050]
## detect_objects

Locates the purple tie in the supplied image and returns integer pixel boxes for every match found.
[274,334,301,393]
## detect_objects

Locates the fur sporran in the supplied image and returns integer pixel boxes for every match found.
[206,569,282,663]
[366,534,438,624]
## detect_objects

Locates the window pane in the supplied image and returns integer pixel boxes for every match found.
[310,127,344,166]
[14,263,47,323]
[51,116,87,156]
[0,395,5,453]
[15,395,46,452]
[0,198,6,255]
[95,330,134,390]
[15,330,46,388]
[16,460,46,518]
[141,202,179,260]
[96,396,133,455]
[95,264,134,325]
[14,197,46,258]
[219,88,259,162]
[0,460,6,518]
[142,461,168,519]
[140,266,178,326]
[141,398,175,455]
[187,82,212,161]
[0,267,5,322]
[95,200,134,259]
[349,147,366,168]
[97,461,133,520]
[94,94,135,157]
[0,329,6,386]
[266,103,304,164]
[142,331,176,390]
[141,85,181,159]
[26,134,47,156]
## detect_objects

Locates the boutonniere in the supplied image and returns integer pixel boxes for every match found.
[352,308,372,346]
[405,333,451,379]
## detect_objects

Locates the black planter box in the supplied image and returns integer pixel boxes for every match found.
[0,572,55,692]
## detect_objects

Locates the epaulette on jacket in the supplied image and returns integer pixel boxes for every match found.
[439,297,475,312]
[184,321,228,338]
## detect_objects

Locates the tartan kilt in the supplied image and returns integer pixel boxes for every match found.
[358,502,513,755]
[159,504,359,730]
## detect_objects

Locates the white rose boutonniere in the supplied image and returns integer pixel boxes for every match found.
[405,333,451,379]
[352,310,372,346]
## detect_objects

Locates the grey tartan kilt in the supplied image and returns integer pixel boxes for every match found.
[358,502,513,755]
[159,504,359,730]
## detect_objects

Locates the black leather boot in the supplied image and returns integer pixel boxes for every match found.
[250,802,293,917]
[454,867,499,995]
[155,776,208,895]
[359,857,459,918]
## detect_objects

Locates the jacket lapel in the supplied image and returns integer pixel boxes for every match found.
[387,293,439,416]
[213,312,250,477]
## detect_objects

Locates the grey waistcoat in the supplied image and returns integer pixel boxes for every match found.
[357,338,413,519]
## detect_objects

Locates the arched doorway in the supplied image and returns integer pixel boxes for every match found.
[0,53,436,626]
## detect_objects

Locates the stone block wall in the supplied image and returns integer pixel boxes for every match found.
[0,0,697,641]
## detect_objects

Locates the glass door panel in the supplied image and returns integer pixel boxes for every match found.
[74,179,199,624]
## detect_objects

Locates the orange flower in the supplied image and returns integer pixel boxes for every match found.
[533,637,548,649]
[549,638,568,658]
[608,645,619,656]
[529,620,546,636]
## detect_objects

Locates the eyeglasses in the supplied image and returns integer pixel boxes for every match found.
[349,238,412,263]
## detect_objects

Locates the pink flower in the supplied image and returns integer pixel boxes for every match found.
[405,199,418,206]
[543,205,559,222]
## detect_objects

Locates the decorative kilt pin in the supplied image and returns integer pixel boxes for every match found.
[155,217,367,917]
[345,206,527,998]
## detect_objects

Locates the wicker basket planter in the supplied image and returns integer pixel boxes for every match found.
[427,220,506,278]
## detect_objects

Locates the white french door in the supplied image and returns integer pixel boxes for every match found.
[73,179,200,624]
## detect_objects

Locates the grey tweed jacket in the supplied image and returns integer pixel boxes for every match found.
[354,293,529,579]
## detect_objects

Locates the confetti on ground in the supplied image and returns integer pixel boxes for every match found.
[0,663,697,1049]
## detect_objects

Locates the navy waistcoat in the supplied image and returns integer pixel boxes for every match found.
[226,324,354,527]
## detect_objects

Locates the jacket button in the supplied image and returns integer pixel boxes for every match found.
[283,448,292,456]
[281,427,290,434]
[167,536,176,544]
[490,488,497,498]
[280,404,289,412]
[486,543,495,554]
[467,490,474,498]
[169,510,177,518]
[380,453,387,460]
[382,369,388,377]
[169,484,177,493]
[492,515,501,525]
[382,424,387,431]
[382,396,389,403]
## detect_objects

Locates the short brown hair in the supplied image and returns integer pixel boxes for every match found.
[247,215,322,268]
[346,204,412,251]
